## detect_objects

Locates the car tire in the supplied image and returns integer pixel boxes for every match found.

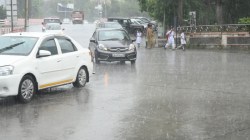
[73,67,87,88]
[131,60,136,64]
[17,75,36,103]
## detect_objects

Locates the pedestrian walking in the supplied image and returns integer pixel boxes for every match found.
[177,30,186,51]
[42,22,46,32]
[164,27,175,50]
[136,29,142,48]
[146,23,155,48]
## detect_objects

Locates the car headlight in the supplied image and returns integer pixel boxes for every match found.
[98,44,107,51]
[129,44,135,50]
[0,65,14,76]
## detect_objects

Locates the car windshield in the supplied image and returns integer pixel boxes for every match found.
[98,30,129,41]
[105,23,122,28]
[46,23,61,30]
[0,36,38,56]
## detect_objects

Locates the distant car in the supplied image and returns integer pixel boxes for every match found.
[63,18,71,24]
[97,22,123,29]
[45,23,64,34]
[0,32,93,103]
[89,28,137,64]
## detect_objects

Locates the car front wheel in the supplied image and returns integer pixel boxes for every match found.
[73,67,87,88]
[17,75,36,103]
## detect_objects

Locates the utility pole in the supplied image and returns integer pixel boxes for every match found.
[24,0,29,31]
[10,0,13,32]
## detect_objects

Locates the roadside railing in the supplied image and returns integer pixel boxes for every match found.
[177,24,250,33]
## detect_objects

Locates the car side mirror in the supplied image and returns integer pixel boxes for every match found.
[90,37,96,43]
[37,50,51,58]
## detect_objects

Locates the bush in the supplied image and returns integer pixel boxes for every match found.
[238,17,250,31]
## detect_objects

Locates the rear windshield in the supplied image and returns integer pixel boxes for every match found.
[44,18,61,24]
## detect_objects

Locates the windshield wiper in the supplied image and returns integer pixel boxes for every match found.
[0,42,25,53]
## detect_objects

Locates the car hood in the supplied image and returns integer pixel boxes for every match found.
[0,55,25,66]
[99,40,131,48]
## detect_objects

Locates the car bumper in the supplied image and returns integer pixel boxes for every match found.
[0,74,21,97]
[96,50,137,62]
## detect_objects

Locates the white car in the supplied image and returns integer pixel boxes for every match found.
[0,32,93,103]
[45,23,64,34]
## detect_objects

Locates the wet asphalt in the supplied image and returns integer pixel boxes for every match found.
[0,24,250,140]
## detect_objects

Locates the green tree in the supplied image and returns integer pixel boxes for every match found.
[137,0,250,26]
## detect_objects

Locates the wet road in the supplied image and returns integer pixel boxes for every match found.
[1,24,250,140]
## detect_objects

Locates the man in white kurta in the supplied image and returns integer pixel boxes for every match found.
[164,28,175,49]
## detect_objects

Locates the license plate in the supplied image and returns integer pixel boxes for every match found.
[112,53,125,57]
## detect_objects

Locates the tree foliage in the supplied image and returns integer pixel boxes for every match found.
[137,0,250,26]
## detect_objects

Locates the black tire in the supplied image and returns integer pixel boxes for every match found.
[17,75,36,103]
[73,67,87,88]
[131,60,136,64]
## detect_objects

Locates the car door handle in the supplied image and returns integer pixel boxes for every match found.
[57,60,61,62]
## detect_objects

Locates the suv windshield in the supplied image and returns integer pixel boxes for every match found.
[0,36,38,56]
[98,30,130,41]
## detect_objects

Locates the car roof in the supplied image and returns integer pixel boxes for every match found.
[107,17,129,20]
[2,32,65,38]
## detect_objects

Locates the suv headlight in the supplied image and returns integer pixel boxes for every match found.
[98,44,107,51]
[0,65,14,76]
[129,44,135,50]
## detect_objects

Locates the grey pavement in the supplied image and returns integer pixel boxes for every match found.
[0,24,250,140]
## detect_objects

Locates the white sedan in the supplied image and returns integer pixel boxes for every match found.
[0,32,93,103]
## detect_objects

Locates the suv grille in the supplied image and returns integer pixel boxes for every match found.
[108,48,128,52]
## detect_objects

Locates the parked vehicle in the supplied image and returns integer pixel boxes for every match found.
[97,22,123,29]
[72,11,84,24]
[133,17,158,31]
[89,28,137,64]
[0,32,93,103]
[107,17,144,35]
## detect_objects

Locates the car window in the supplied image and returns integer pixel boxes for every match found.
[39,39,58,55]
[44,18,61,24]
[57,38,77,54]
[0,36,38,56]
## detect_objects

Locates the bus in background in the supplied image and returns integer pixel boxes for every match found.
[72,11,84,24]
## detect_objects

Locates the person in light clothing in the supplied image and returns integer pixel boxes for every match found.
[164,27,175,50]
[136,29,142,48]
[177,30,186,51]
